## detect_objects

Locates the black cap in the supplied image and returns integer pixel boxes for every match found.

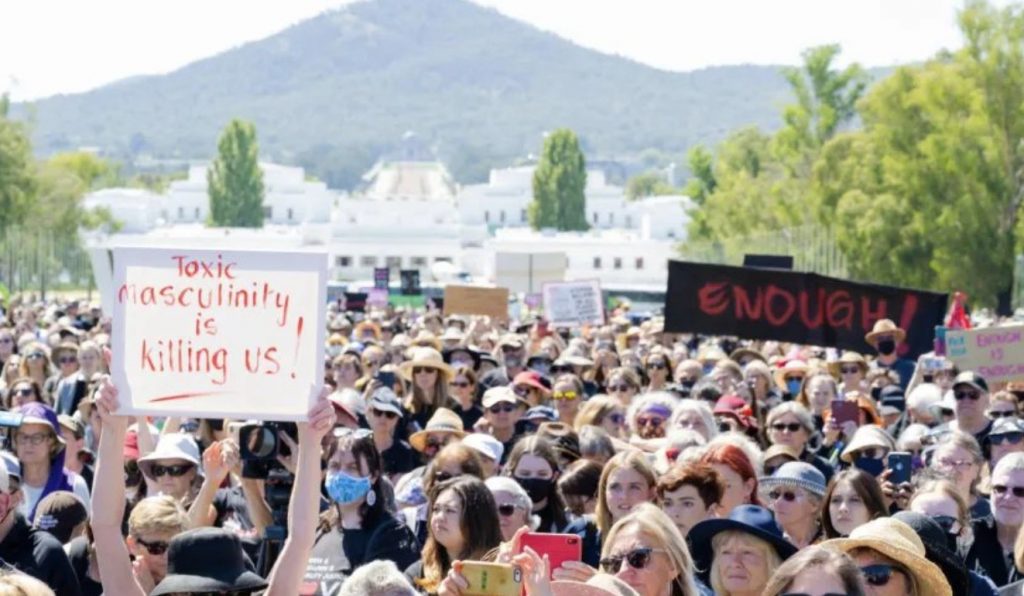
[953,371,989,394]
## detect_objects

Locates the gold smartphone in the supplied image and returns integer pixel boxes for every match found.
[458,562,522,596]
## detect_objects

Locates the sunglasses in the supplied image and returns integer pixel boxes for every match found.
[149,463,194,478]
[450,380,471,388]
[413,367,437,375]
[647,362,667,370]
[26,352,45,360]
[989,410,1017,419]
[767,489,800,502]
[425,438,446,450]
[497,503,522,517]
[12,387,33,397]
[58,356,77,364]
[370,408,398,420]
[994,432,1024,445]
[993,484,1024,497]
[861,564,900,587]
[552,391,578,401]
[607,384,634,393]
[134,536,170,556]
[839,366,861,375]
[599,547,664,573]
[434,471,454,483]
[550,365,573,374]
[488,403,518,414]
[932,515,961,535]
[784,375,804,383]
[607,413,625,425]
[636,416,664,428]
[955,391,981,401]
[771,422,802,433]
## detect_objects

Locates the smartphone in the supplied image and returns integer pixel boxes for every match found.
[921,357,945,373]
[831,400,860,426]
[375,370,396,388]
[518,532,582,578]
[887,451,913,485]
[458,562,522,596]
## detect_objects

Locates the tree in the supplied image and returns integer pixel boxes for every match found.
[625,171,674,201]
[0,94,37,231]
[682,145,716,206]
[529,129,588,231]
[208,119,265,227]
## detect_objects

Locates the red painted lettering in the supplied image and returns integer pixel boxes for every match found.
[764,285,796,326]
[861,297,888,331]
[698,282,730,316]
[799,288,826,329]
[827,291,854,329]
[733,286,763,320]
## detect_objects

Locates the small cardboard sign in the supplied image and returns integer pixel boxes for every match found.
[946,324,1024,383]
[367,288,390,307]
[111,247,326,421]
[542,280,604,327]
[373,267,390,290]
[443,286,509,320]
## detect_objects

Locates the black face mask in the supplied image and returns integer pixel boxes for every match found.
[877,339,897,356]
[514,476,552,504]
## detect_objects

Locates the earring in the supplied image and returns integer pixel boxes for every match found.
[366,489,376,506]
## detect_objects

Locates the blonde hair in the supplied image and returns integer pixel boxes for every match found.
[762,545,866,596]
[595,450,658,536]
[574,395,621,432]
[127,495,189,537]
[0,570,55,596]
[709,530,782,595]
[601,503,699,596]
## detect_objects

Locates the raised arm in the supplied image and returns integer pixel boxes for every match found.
[187,439,238,528]
[91,379,147,596]
[265,390,335,595]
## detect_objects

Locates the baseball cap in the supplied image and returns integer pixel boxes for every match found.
[368,387,403,416]
[953,371,989,394]
[462,433,504,463]
[482,386,523,409]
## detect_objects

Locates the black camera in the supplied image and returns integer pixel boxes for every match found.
[238,421,297,479]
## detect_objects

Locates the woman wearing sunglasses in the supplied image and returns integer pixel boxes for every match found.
[17,343,53,403]
[821,517,952,596]
[4,376,43,410]
[762,545,867,596]
[908,479,972,559]
[137,433,203,504]
[551,374,585,428]
[447,366,482,432]
[598,503,700,596]
[366,387,418,482]
[628,394,678,441]
[575,395,627,440]
[399,347,455,433]
[758,462,827,549]
[643,351,674,393]
[689,504,797,596]
[605,367,641,408]
[485,476,537,541]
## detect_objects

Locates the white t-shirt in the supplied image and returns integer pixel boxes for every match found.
[19,472,90,518]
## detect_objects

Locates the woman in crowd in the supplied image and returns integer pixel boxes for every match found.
[598,503,700,596]
[929,431,988,521]
[657,462,722,538]
[332,352,364,392]
[688,505,797,596]
[765,401,833,481]
[743,360,778,408]
[761,545,867,596]
[16,401,90,520]
[400,347,455,432]
[550,374,585,429]
[5,377,43,410]
[447,365,482,432]
[136,433,203,505]
[18,343,53,402]
[670,399,718,442]
[830,351,869,395]
[822,469,888,538]
[558,458,602,518]
[909,479,972,559]
[839,425,896,478]
[414,476,502,594]
[505,436,571,533]
[485,476,536,542]
[628,393,678,441]
[596,450,658,537]
[796,372,838,422]
[759,461,826,548]
[574,395,626,439]
[642,351,673,393]
[403,443,485,547]
[605,367,641,407]
[700,443,760,516]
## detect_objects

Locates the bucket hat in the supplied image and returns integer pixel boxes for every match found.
[409,408,465,452]
[758,461,827,499]
[865,319,906,345]
[840,425,895,463]
[688,505,798,574]
[828,351,868,377]
[150,528,268,596]
[399,347,454,382]
[137,433,203,479]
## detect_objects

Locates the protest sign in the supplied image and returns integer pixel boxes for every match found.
[542,280,605,327]
[367,288,389,307]
[374,267,390,290]
[111,247,327,421]
[343,292,368,313]
[946,325,1024,383]
[443,286,509,320]
[664,261,947,357]
[495,252,566,293]
[400,269,421,296]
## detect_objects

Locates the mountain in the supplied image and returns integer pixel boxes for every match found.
[13,0,802,187]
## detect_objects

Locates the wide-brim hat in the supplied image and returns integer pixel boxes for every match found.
[773,360,809,391]
[758,461,826,498]
[828,351,869,377]
[482,386,528,410]
[440,327,465,343]
[443,346,482,371]
[409,407,465,452]
[51,342,80,361]
[399,347,454,382]
[688,505,798,574]
[150,528,268,596]
[840,424,895,463]
[891,512,970,596]
[137,433,203,478]
[729,347,766,364]
[820,518,952,596]
[411,331,443,352]
[696,345,727,363]
[865,318,907,345]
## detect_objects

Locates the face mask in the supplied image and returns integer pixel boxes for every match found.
[325,471,372,505]
[786,379,803,397]
[877,339,897,356]
[514,476,552,504]
[681,379,696,390]
[853,456,885,477]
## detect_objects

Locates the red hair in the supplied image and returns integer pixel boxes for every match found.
[700,443,762,506]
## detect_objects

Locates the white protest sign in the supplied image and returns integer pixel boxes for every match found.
[542,279,605,327]
[112,247,327,421]
[946,324,1024,384]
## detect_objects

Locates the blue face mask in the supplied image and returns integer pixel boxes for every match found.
[786,379,803,396]
[853,456,886,477]
[325,471,372,505]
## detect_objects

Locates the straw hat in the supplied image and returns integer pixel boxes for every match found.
[773,360,809,391]
[409,408,465,452]
[840,425,895,463]
[552,575,640,596]
[828,351,868,377]
[729,347,766,365]
[411,330,442,352]
[398,347,454,382]
[820,518,952,596]
[865,319,906,345]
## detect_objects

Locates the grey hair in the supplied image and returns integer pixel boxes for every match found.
[338,560,418,596]
[669,398,719,441]
[766,401,815,434]
[628,392,681,434]
[485,476,540,530]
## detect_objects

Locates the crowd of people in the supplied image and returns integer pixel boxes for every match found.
[2,295,1024,595]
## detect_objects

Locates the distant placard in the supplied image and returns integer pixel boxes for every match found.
[443,286,510,320]
[344,292,368,313]
[373,267,390,290]
[400,270,421,296]
[946,325,1024,383]
[367,288,390,307]
[111,247,326,421]
[495,252,566,294]
[542,280,605,327]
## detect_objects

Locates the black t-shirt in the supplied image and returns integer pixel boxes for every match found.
[0,514,81,596]
[213,486,260,561]
[454,404,483,433]
[300,515,420,596]
[65,537,102,596]
[381,440,419,478]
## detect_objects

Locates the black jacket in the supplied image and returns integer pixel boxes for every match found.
[0,514,81,596]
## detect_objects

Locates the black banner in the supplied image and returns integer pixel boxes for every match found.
[664,261,948,357]
[400,270,421,296]
[343,292,368,313]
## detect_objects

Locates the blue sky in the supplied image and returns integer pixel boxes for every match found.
[0,0,1006,101]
